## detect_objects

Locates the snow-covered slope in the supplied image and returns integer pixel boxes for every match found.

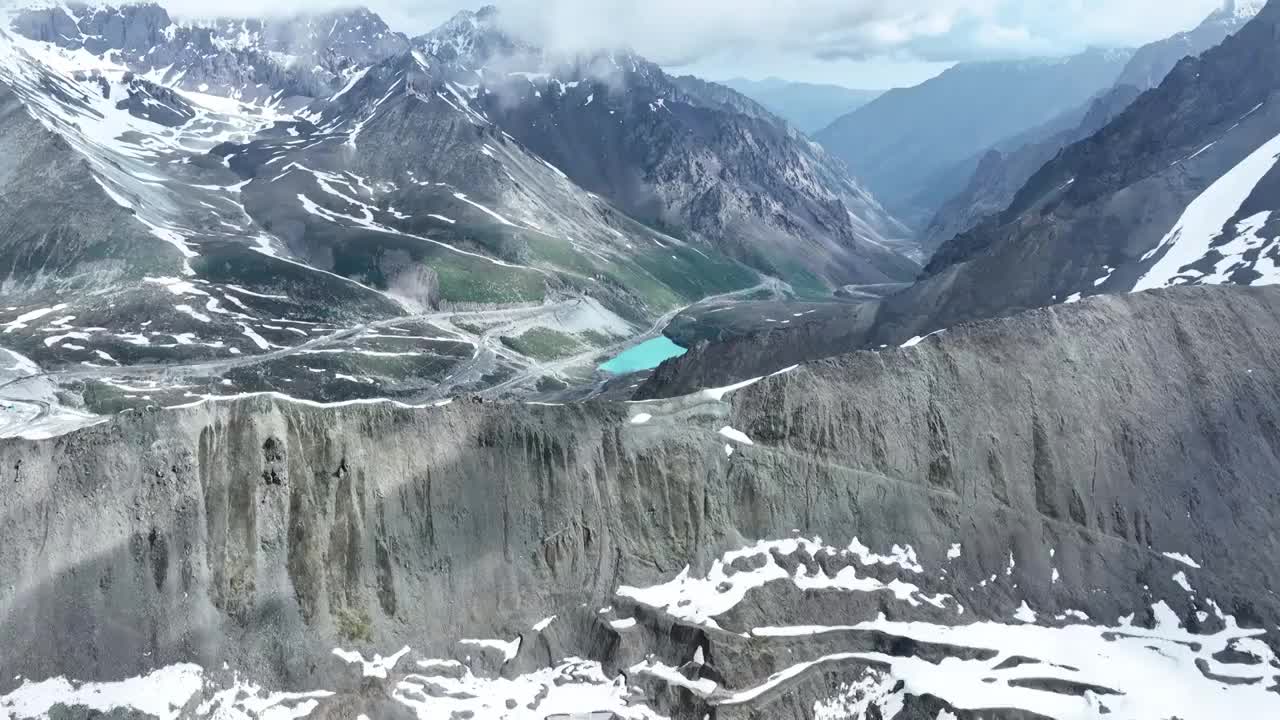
[0,1,919,427]
[9,2,410,102]
[4,537,1275,719]
[1134,124,1280,290]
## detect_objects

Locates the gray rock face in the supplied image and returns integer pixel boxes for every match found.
[0,78,172,300]
[113,72,197,126]
[3,285,1280,718]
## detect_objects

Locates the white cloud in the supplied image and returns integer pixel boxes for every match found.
[144,0,1236,73]
[994,0,1227,52]
[493,0,1001,65]
[495,0,1228,64]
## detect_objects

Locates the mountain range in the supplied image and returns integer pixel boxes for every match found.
[815,47,1135,226]
[874,0,1280,344]
[641,0,1280,397]
[922,0,1263,255]
[0,0,916,428]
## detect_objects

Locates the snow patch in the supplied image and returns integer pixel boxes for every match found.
[331,646,410,679]
[1163,552,1202,569]
[1136,130,1280,291]
[718,426,753,445]
[459,637,520,662]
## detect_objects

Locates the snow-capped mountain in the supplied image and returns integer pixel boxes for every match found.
[1114,0,1261,89]
[0,1,919,428]
[10,3,410,101]
[409,8,918,283]
[872,0,1280,344]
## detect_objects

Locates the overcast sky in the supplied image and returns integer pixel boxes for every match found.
[163,0,1236,89]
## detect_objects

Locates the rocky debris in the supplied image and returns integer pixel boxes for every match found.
[1,284,1279,718]
[114,72,197,126]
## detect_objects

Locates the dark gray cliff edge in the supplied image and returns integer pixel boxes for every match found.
[3,285,1280,717]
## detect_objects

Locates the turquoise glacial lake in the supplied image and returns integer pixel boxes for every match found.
[599,336,687,374]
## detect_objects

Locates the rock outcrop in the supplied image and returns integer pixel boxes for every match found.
[3,284,1280,718]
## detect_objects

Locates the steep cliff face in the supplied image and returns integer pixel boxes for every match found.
[3,285,1280,718]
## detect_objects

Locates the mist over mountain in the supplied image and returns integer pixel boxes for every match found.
[720,77,882,133]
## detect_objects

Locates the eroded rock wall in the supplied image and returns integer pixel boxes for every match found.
[2,285,1279,718]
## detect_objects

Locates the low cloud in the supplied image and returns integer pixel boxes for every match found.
[491,0,1226,65]
[494,0,996,65]
[154,0,1230,65]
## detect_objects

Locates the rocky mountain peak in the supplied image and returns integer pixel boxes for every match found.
[6,0,410,101]
[1222,0,1266,19]
[10,1,172,54]
[190,6,409,70]
[412,4,530,69]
